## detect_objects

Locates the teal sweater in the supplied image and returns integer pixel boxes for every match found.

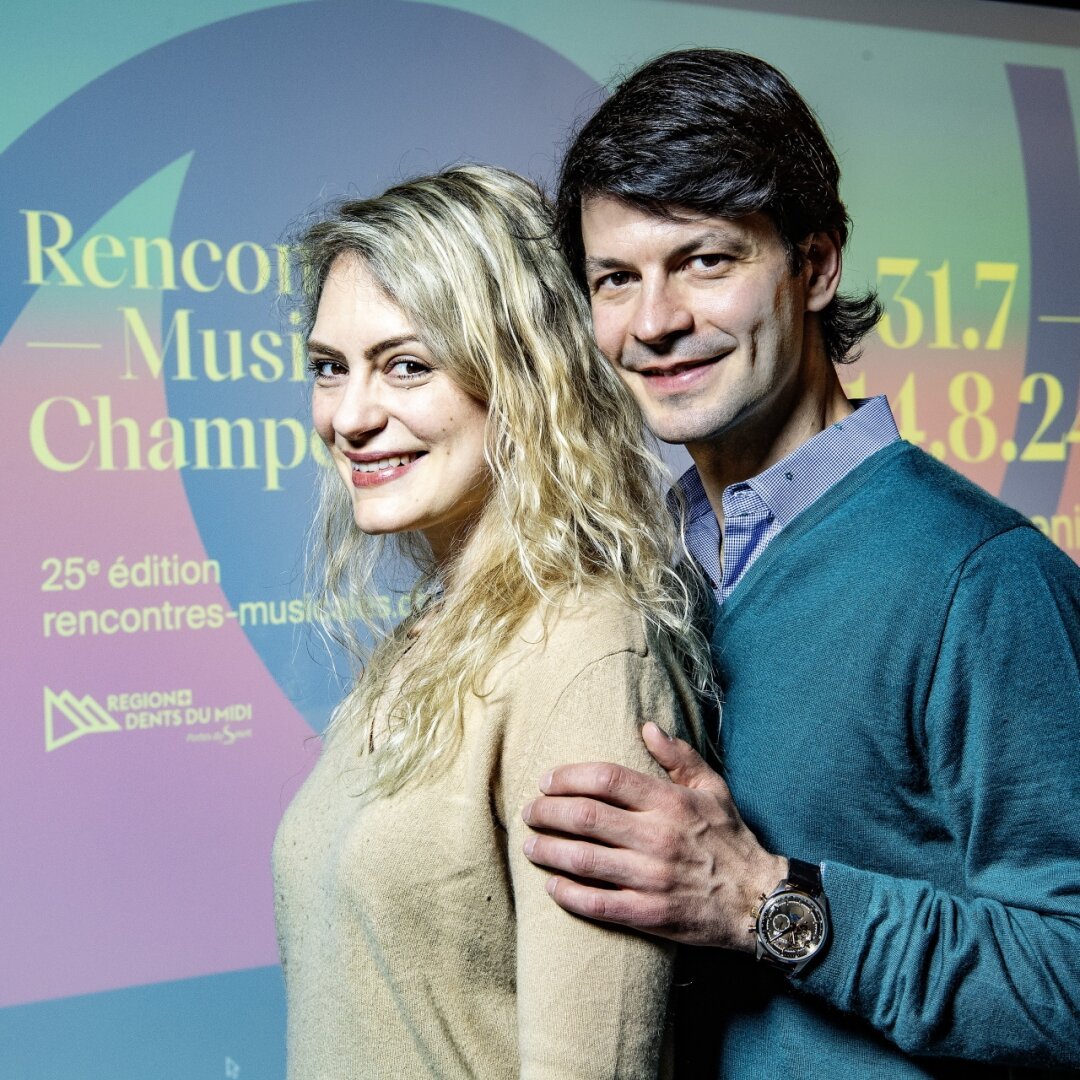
[698,441,1080,1077]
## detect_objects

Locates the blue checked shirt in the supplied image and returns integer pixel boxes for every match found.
[676,396,900,603]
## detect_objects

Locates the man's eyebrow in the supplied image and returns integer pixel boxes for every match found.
[583,255,627,276]
[583,230,753,276]
[686,230,752,257]
[306,335,423,362]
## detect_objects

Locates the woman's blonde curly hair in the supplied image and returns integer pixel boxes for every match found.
[298,165,714,795]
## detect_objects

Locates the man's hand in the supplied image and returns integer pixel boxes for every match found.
[521,722,788,949]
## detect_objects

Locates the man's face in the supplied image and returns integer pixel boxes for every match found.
[581,197,829,456]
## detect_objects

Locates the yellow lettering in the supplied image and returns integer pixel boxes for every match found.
[202,328,245,382]
[29,396,94,471]
[225,241,271,295]
[82,233,127,288]
[147,416,188,470]
[131,235,177,290]
[251,331,284,382]
[95,395,142,471]
[1051,514,1074,550]
[262,418,306,491]
[289,310,306,381]
[120,306,196,380]
[180,239,223,292]
[23,209,80,286]
[274,243,294,297]
[191,417,257,470]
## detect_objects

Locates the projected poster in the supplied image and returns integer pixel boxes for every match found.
[1,1,1077,1076]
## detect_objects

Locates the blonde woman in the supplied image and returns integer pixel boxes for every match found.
[273,166,713,1079]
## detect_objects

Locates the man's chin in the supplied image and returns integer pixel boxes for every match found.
[633,392,732,445]
[643,412,728,448]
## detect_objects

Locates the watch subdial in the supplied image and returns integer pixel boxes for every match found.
[760,895,825,961]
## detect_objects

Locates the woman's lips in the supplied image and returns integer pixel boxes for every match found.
[346,451,425,487]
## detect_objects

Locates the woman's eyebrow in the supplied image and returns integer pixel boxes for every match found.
[306,338,346,360]
[306,335,423,362]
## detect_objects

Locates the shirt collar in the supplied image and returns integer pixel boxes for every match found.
[673,395,900,529]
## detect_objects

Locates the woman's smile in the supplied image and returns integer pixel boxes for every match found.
[309,255,490,564]
[345,450,426,485]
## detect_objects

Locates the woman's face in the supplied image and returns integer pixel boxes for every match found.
[308,255,490,564]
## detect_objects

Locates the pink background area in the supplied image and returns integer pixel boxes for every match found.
[0,308,315,1006]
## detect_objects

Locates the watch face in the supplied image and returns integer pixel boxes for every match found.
[758,892,827,963]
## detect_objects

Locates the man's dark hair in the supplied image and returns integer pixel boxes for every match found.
[555,48,880,364]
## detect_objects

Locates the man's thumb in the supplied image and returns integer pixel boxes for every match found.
[642,721,722,791]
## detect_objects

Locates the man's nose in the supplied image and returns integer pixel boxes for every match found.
[630,278,693,346]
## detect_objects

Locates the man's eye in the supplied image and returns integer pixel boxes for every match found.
[597,270,634,290]
[690,254,729,270]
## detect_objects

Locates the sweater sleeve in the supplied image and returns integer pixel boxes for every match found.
[505,647,690,1080]
[800,526,1080,1066]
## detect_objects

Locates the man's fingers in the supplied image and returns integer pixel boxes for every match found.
[522,832,654,888]
[642,721,727,794]
[539,760,669,810]
[521,794,645,848]
[543,875,674,936]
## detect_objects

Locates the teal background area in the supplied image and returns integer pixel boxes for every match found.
[0,0,313,155]
[0,967,284,1079]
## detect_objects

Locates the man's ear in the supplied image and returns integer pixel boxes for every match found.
[800,230,842,313]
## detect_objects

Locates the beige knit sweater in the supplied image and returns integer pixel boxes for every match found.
[273,590,702,1079]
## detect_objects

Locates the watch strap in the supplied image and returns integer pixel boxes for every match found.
[754,858,830,976]
[785,858,822,895]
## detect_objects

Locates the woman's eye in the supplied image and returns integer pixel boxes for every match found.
[309,357,346,379]
[388,358,431,380]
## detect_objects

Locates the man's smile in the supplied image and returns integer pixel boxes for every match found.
[635,356,722,377]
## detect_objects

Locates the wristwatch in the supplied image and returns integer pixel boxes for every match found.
[752,858,830,976]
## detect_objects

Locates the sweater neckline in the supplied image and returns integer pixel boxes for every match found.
[715,440,914,624]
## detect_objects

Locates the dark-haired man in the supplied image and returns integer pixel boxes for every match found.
[522,49,1080,1075]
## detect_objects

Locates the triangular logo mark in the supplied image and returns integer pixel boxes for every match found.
[44,688,122,751]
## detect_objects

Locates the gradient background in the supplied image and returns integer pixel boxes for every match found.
[2,1,1079,1076]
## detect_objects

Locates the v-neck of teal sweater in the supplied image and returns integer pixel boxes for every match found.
[716,439,912,627]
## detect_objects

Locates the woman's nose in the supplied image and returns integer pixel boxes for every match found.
[333,377,388,442]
